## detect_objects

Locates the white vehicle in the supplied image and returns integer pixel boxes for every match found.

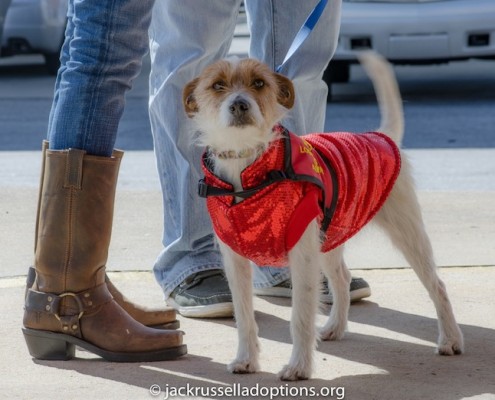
[325,0,495,86]
[0,0,12,53]
[1,0,67,74]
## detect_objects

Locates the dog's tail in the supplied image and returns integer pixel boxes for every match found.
[357,51,404,146]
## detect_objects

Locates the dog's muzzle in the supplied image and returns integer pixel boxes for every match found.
[228,96,253,127]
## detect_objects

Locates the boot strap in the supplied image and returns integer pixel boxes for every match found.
[25,283,113,337]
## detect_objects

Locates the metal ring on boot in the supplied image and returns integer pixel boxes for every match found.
[54,292,84,321]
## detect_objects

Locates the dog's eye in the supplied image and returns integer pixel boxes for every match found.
[252,79,265,89]
[212,81,226,91]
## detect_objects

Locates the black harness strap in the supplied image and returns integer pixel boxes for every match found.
[316,148,339,233]
[198,128,339,233]
[198,169,289,199]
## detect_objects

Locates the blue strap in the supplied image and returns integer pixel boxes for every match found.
[275,0,328,73]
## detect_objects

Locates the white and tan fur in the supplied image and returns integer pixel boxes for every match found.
[183,52,463,381]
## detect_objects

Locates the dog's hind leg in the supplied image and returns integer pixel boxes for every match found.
[375,158,464,355]
[218,238,261,374]
[319,245,351,341]
[279,220,322,381]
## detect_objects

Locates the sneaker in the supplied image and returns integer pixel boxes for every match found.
[322,277,371,304]
[167,270,233,318]
[253,276,371,304]
[253,279,292,297]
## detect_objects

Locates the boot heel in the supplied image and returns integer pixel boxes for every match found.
[22,329,75,360]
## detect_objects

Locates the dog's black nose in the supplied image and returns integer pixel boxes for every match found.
[229,97,250,115]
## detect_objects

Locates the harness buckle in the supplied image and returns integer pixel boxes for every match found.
[198,179,209,198]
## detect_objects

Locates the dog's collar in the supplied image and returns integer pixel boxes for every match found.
[208,144,265,160]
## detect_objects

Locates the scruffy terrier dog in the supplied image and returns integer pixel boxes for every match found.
[183,52,463,381]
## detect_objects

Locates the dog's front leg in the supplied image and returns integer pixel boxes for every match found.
[217,238,260,374]
[279,220,322,381]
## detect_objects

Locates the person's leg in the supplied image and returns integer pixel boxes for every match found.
[23,0,186,362]
[248,0,371,303]
[41,0,180,329]
[245,0,342,289]
[247,0,341,133]
[149,0,243,317]
[47,0,152,155]
[46,0,73,131]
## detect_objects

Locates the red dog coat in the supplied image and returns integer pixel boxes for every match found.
[199,125,401,266]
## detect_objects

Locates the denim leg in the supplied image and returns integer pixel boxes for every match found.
[47,0,73,130]
[245,0,342,288]
[247,0,341,141]
[149,1,243,298]
[47,0,154,156]
[150,0,341,296]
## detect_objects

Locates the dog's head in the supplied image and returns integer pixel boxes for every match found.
[183,58,295,153]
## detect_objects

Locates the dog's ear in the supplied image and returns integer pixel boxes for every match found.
[183,78,200,117]
[274,73,295,110]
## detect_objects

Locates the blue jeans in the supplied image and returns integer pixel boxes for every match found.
[149,0,342,297]
[47,0,154,156]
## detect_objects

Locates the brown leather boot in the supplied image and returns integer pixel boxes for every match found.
[23,146,186,362]
[25,142,179,330]
[26,266,179,330]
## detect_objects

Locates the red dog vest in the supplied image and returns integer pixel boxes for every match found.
[199,125,401,266]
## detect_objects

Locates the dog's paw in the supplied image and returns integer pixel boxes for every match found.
[278,364,311,381]
[318,324,346,341]
[436,335,464,356]
[436,324,464,356]
[227,358,260,374]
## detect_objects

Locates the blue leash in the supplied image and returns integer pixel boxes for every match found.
[275,0,329,73]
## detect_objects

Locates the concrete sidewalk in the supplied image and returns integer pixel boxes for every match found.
[1,150,494,400]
